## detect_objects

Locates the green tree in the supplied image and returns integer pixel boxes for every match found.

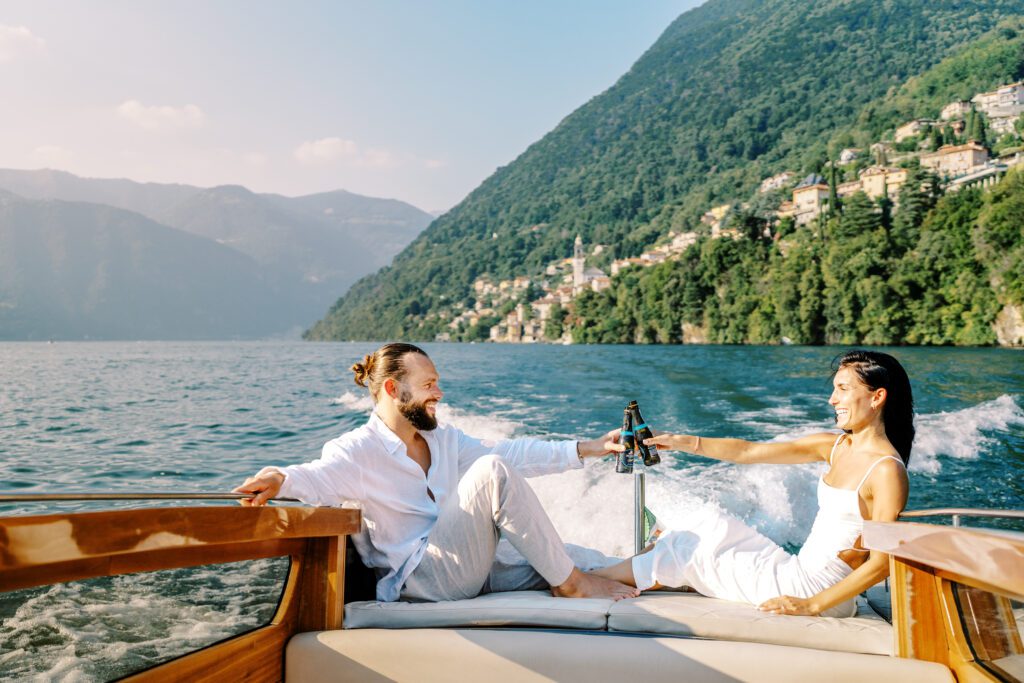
[891,168,939,252]
[970,109,989,146]
[544,303,567,341]
[828,162,841,219]
[976,167,1024,305]
[897,188,999,344]
[833,192,880,239]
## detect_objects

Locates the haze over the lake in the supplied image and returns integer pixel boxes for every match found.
[0,1,701,212]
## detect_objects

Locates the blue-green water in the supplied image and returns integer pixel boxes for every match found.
[1,341,1022,680]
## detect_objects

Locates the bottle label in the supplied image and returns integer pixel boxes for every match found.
[620,430,633,436]
[634,423,648,431]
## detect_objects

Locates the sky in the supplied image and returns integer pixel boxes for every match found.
[0,1,704,213]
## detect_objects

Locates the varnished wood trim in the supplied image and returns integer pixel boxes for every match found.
[0,505,359,571]
[890,555,1015,681]
[0,539,303,592]
[123,620,293,682]
[890,558,949,662]
[863,521,1024,601]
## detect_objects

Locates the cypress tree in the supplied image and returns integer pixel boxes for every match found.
[835,191,880,239]
[970,111,988,147]
[878,180,893,233]
[829,162,841,218]
[892,168,938,252]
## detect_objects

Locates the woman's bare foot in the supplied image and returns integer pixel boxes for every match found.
[589,558,638,586]
[551,568,639,600]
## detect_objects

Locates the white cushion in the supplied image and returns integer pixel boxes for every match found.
[286,628,954,683]
[344,590,611,630]
[607,592,893,655]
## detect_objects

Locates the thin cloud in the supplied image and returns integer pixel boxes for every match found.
[0,24,45,63]
[294,136,427,169]
[116,99,205,130]
[361,148,398,169]
[31,145,73,167]
[241,152,268,167]
[294,137,359,164]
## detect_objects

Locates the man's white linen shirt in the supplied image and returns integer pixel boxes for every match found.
[275,412,581,602]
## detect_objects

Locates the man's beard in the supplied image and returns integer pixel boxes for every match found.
[398,388,438,431]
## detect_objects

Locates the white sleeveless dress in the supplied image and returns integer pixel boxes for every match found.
[631,435,905,618]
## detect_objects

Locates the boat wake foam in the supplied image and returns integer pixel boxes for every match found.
[442,394,1024,558]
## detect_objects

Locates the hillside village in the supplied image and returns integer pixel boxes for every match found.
[438,81,1024,344]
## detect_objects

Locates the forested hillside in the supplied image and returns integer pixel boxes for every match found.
[307,0,1024,342]
[570,21,1024,346]
[572,166,1024,345]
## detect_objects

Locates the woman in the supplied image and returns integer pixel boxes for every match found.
[594,349,913,617]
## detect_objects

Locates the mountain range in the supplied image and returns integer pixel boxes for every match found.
[0,170,433,339]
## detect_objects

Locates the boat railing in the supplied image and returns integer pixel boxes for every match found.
[900,507,1024,528]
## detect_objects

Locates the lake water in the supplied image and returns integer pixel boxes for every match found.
[1,341,1022,680]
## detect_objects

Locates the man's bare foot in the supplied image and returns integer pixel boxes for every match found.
[551,568,639,601]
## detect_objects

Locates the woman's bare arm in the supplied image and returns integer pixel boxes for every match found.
[645,431,839,465]
[759,458,909,615]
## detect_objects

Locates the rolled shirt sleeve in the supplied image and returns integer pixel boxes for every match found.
[276,438,363,506]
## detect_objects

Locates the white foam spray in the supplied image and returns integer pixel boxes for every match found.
[912,394,1023,473]
[437,394,1022,558]
[330,391,374,411]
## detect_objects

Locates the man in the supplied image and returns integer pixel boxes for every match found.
[235,342,637,603]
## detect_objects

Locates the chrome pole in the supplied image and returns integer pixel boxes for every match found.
[634,463,646,555]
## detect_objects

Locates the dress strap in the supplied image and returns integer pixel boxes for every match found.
[827,433,845,465]
[854,456,905,493]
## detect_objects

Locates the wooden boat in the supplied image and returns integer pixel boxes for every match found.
[1,504,1021,682]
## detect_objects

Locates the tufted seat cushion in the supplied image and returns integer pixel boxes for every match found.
[343,589,893,655]
[607,592,892,655]
[344,591,612,630]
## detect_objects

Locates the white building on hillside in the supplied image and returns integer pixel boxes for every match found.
[759,171,796,193]
[920,142,989,178]
[571,235,607,294]
[941,101,972,121]
[972,81,1024,118]
[839,148,860,163]
[895,119,933,143]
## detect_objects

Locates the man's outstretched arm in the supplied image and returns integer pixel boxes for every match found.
[455,428,622,477]
[234,439,363,507]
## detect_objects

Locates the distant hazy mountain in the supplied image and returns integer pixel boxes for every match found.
[0,169,434,338]
[268,189,437,269]
[0,193,292,340]
[0,169,199,220]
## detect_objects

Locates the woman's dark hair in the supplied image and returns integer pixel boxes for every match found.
[352,343,429,402]
[832,350,915,465]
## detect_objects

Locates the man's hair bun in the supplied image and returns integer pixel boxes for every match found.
[349,343,428,402]
[351,354,375,387]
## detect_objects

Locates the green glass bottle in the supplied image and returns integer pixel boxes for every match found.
[628,400,661,466]
[616,409,634,473]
